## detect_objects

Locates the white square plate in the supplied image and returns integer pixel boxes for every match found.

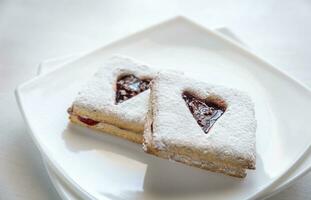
[38,27,311,200]
[16,16,311,200]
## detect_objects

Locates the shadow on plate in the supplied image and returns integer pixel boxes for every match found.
[61,123,266,197]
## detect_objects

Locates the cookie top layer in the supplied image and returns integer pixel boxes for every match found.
[145,72,257,168]
[73,55,157,131]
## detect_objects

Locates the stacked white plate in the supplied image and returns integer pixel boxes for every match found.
[16,16,311,200]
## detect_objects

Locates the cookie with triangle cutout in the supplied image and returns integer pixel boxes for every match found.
[68,55,157,143]
[143,72,256,177]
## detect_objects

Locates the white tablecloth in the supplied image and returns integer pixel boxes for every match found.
[0,1,310,199]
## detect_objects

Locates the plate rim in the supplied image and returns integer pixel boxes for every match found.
[15,15,311,200]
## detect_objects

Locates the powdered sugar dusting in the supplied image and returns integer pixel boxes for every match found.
[148,72,256,166]
[73,55,157,127]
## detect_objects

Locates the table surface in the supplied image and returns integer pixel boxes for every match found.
[1,0,310,199]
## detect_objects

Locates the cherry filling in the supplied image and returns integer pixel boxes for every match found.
[182,92,226,134]
[68,106,99,126]
[77,116,99,126]
[115,74,151,104]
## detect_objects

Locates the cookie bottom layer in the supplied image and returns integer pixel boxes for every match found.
[144,143,246,178]
[69,115,143,144]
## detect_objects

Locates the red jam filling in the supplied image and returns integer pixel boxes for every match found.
[182,92,226,134]
[77,115,99,126]
[115,74,151,104]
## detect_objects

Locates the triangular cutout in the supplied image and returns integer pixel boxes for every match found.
[182,92,226,134]
[115,74,151,104]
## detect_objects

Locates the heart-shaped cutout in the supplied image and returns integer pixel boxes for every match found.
[182,92,226,134]
[115,74,151,104]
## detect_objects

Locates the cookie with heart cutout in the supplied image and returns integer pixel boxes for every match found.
[143,72,256,178]
[68,55,157,143]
